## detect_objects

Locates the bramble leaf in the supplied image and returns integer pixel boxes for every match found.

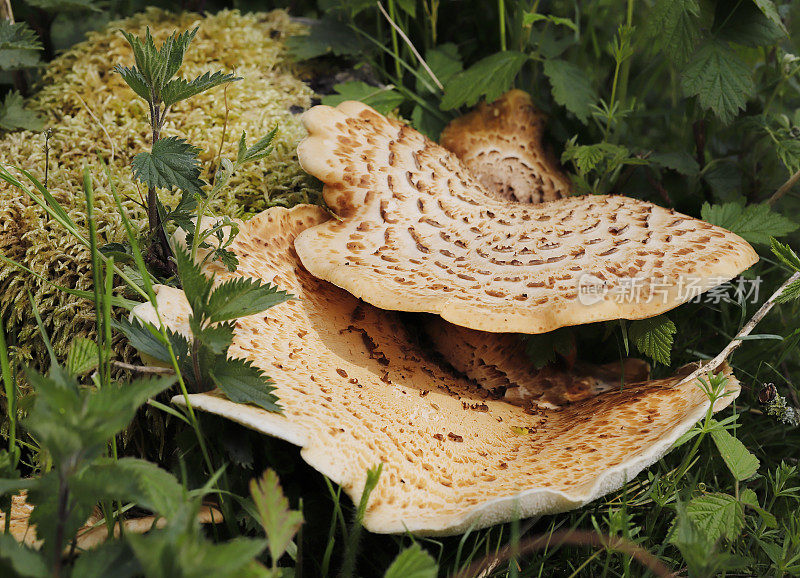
[543,59,597,123]
[710,424,760,481]
[132,136,206,197]
[701,202,798,244]
[645,0,700,65]
[628,315,675,366]
[211,357,281,413]
[681,40,754,124]
[384,543,438,578]
[174,245,214,317]
[0,92,45,132]
[716,0,785,47]
[249,469,303,565]
[752,0,787,35]
[440,51,528,110]
[686,493,745,543]
[322,81,405,115]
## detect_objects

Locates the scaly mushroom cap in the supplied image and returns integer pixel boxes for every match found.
[439,89,571,203]
[134,205,740,535]
[420,315,650,409]
[294,101,758,334]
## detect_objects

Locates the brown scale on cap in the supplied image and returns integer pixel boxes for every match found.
[439,89,571,203]
[134,205,741,535]
[295,101,758,334]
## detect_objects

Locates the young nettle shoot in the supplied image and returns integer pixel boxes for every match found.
[114,26,240,274]
[114,244,292,413]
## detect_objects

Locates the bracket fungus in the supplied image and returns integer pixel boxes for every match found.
[294,101,758,334]
[439,89,571,203]
[134,205,741,535]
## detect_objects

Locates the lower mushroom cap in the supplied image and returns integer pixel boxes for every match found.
[134,205,740,535]
[439,89,572,203]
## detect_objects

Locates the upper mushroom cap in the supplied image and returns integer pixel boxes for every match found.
[134,204,740,535]
[439,89,571,203]
[295,101,758,334]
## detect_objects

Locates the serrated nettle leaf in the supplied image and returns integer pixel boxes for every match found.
[77,457,184,515]
[628,315,675,366]
[322,81,405,115]
[120,27,199,98]
[174,244,214,317]
[440,51,528,110]
[701,202,798,244]
[66,336,99,376]
[111,317,173,363]
[686,493,745,543]
[132,136,207,197]
[205,277,292,324]
[543,59,597,123]
[164,189,198,231]
[771,238,800,272]
[681,39,754,124]
[198,321,235,354]
[70,541,141,578]
[0,533,48,578]
[113,65,151,102]
[645,0,700,65]
[162,70,241,108]
[0,21,43,52]
[776,279,800,303]
[211,357,281,413]
[250,469,303,564]
[384,543,438,578]
[237,127,278,164]
[215,248,239,272]
[709,423,760,481]
[0,92,45,132]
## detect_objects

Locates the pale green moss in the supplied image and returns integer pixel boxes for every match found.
[0,8,320,366]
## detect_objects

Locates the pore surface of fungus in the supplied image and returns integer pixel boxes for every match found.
[295,101,758,334]
[134,205,740,535]
[420,315,650,409]
[439,89,571,203]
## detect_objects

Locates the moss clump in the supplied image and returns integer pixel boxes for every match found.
[0,8,320,366]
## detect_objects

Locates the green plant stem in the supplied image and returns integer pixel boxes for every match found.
[386,0,402,81]
[0,318,16,467]
[498,0,506,51]
[615,0,635,114]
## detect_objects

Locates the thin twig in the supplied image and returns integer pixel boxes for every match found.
[73,92,115,164]
[768,167,800,206]
[676,271,800,388]
[112,360,175,375]
[376,2,443,91]
[452,529,674,578]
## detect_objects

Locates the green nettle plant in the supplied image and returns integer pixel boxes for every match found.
[114,26,239,275]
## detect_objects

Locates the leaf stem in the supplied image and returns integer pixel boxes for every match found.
[498,0,507,51]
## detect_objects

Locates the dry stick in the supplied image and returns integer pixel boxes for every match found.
[768,167,800,206]
[112,360,175,375]
[452,529,674,578]
[676,270,800,389]
[376,1,443,91]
